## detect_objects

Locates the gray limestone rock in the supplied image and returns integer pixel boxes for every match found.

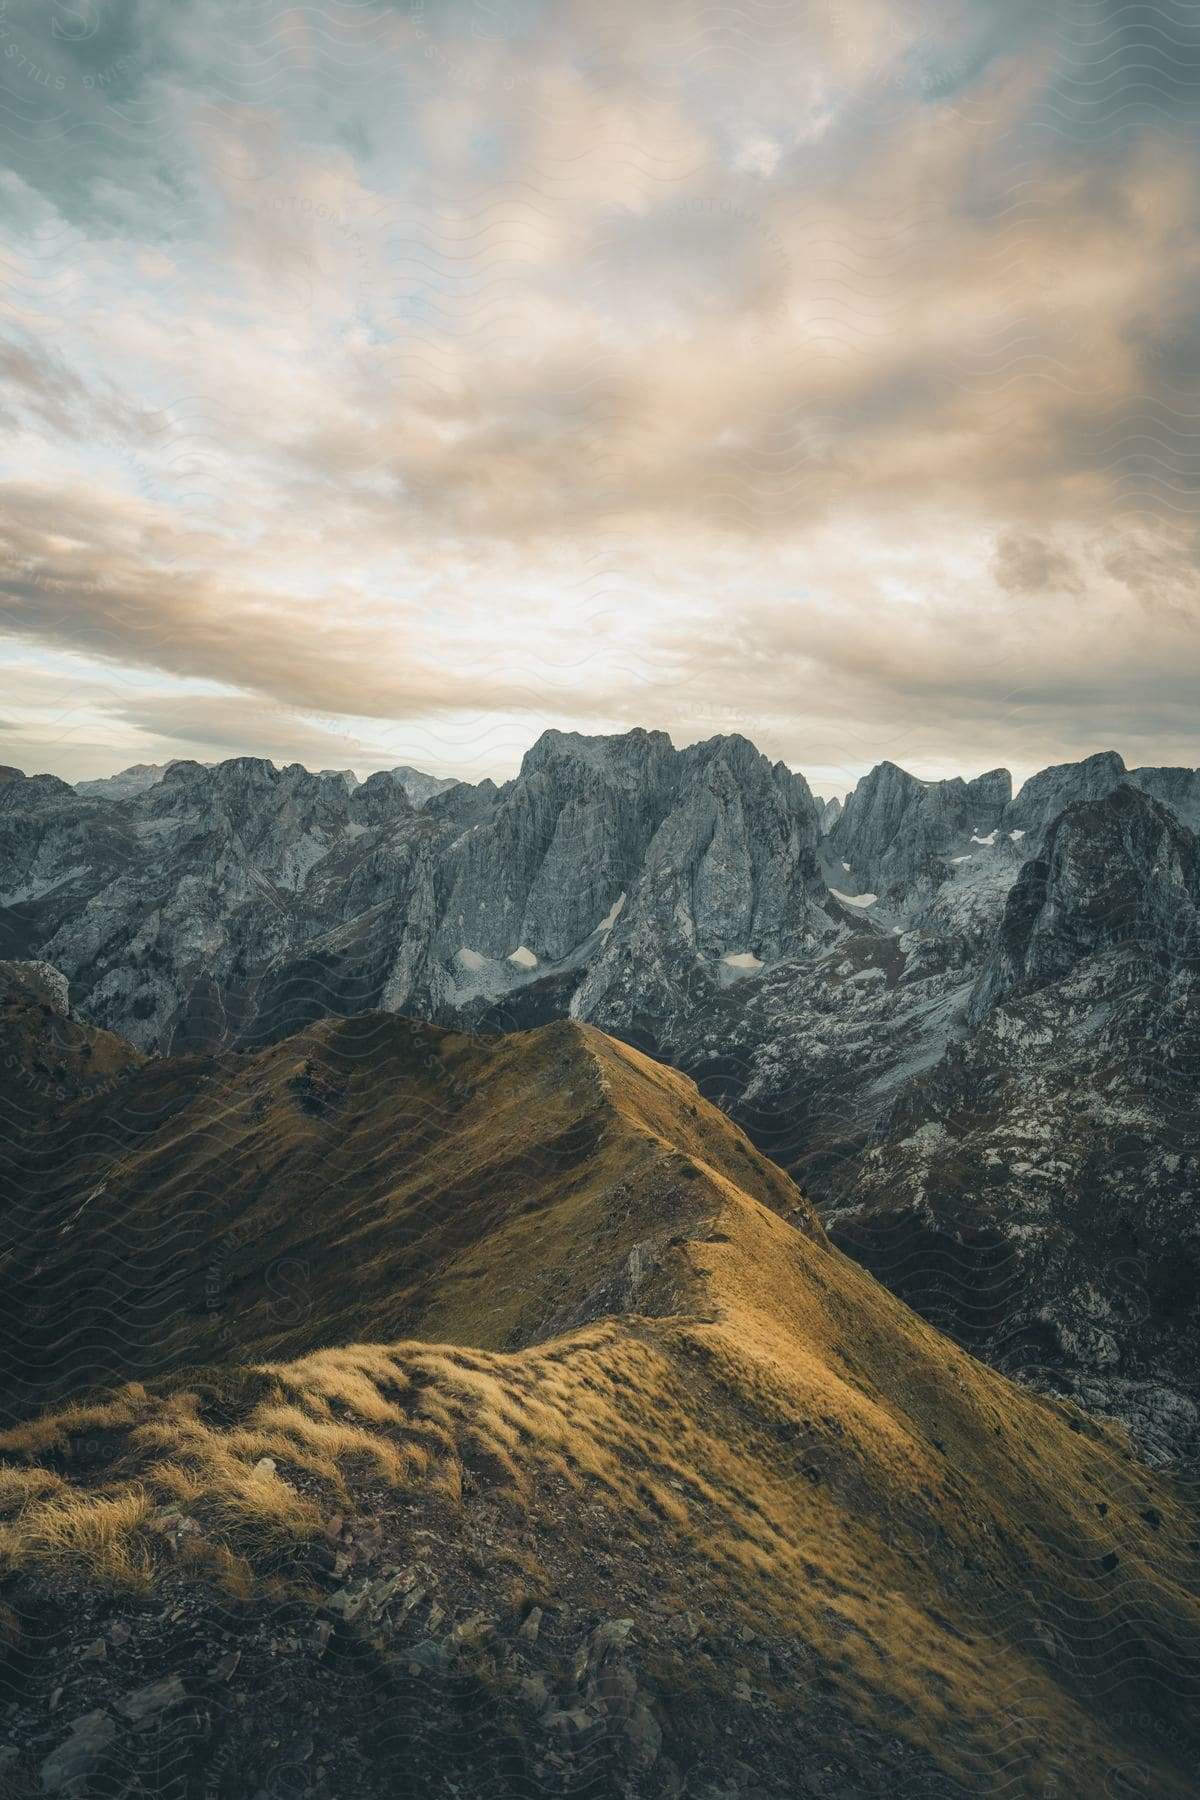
[1004,749,1128,837]
[829,760,1013,903]
[1129,764,1200,833]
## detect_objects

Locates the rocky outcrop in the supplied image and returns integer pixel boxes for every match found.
[3,958,70,1015]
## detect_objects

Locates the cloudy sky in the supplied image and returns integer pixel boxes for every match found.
[1,0,1197,794]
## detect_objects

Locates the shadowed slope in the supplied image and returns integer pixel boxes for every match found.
[0,996,816,1421]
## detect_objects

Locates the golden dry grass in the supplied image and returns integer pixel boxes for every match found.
[5,1488,155,1590]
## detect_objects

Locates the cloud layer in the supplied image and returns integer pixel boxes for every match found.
[1,0,1197,789]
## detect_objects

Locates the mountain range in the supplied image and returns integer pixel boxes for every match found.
[1,731,1198,1471]
[0,963,1197,1797]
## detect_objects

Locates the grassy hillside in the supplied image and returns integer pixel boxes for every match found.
[0,995,816,1421]
[0,991,1197,1796]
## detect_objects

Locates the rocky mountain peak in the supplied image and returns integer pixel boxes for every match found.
[350,768,417,823]
[678,733,814,816]
[965,766,1013,811]
[817,794,842,835]
[383,764,456,805]
[0,769,76,808]
[1005,749,1128,836]
[157,758,224,790]
[518,725,675,785]
[831,758,1012,899]
[75,761,180,799]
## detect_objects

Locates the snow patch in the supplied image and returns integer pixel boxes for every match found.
[830,888,877,909]
[508,945,538,969]
[970,830,998,846]
[841,860,851,872]
[848,965,886,985]
[456,948,486,972]
[722,951,763,970]
[1010,828,1026,841]
[951,855,973,864]
[597,892,626,933]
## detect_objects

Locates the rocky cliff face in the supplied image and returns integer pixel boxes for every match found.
[829,760,1013,905]
[566,734,827,1037]
[1132,763,1200,831]
[978,784,1200,1015]
[830,784,1200,1460]
[4,733,1199,1458]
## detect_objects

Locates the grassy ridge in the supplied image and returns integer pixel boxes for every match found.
[0,983,1197,1794]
